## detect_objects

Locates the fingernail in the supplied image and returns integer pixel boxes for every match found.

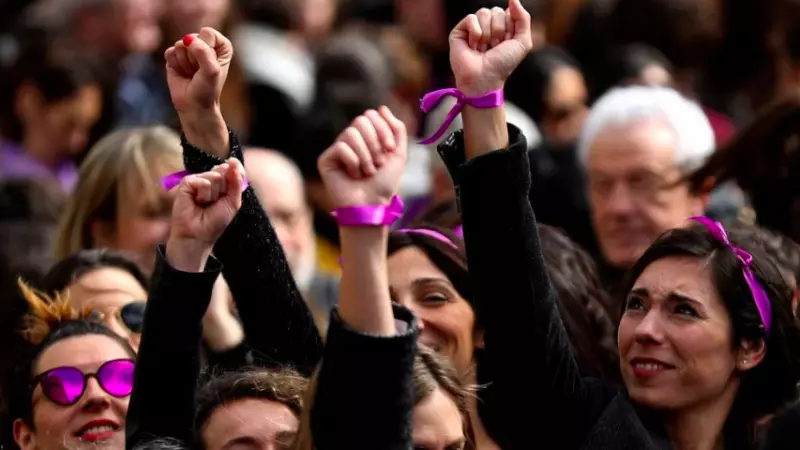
[183,34,194,46]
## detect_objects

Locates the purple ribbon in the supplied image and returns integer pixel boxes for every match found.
[454,225,463,237]
[396,228,459,249]
[691,216,772,334]
[161,170,248,191]
[332,195,405,227]
[418,88,505,145]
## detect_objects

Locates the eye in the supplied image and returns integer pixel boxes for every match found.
[625,296,645,311]
[420,292,449,306]
[675,303,699,317]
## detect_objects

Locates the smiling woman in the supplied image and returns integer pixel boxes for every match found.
[5,281,136,450]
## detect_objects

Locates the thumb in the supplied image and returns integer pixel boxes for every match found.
[224,158,245,208]
[508,0,531,42]
[187,28,232,79]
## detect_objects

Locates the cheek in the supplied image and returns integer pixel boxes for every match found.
[672,328,734,373]
[119,218,171,250]
[33,403,72,437]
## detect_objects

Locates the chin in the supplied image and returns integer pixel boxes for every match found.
[627,385,682,411]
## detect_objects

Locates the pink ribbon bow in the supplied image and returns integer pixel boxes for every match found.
[418,88,505,145]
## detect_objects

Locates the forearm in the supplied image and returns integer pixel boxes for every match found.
[179,108,230,160]
[165,236,212,273]
[462,107,509,160]
[338,227,395,336]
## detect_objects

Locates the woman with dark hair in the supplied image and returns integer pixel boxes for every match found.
[5,282,136,450]
[595,44,674,94]
[504,45,588,146]
[434,5,800,448]
[38,250,149,351]
[0,40,102,192]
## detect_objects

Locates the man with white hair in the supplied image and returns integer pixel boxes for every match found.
[244,148,338,325]
[579,85,715,270]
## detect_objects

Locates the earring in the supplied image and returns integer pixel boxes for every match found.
[742,359,748,366]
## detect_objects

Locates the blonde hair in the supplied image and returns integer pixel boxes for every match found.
[16,279,92,345]
[55,126,182,259]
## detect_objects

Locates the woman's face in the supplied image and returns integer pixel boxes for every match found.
[14,335,132,450]
[618,256,748,411]
[164,0,230,41]
[542,66,588,145]
[66,268,148,352]
[388,247,477,374]
[19,84,102,163]
[202,398,299,450]
[94,166,177,273]
[412,388,466,450]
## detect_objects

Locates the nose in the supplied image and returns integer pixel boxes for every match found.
[606,182,637,216]
[633,310,664,345]
[79,378,111,413]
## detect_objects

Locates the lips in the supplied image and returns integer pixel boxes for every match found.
[630,357,675,377]
[74,419,120,441]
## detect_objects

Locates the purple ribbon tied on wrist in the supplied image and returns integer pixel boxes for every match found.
[331,195,405,227]
[160,170,249,191]
[418,88,505,145]
[691,216,772,334]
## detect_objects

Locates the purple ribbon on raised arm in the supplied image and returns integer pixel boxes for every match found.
[332,195,405,227]
[161,170,248,191]
[418,88,505,145]
[691,216,772,334]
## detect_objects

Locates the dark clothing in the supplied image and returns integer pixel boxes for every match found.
[311,306,418,450]
[436,124,672,449]
[126,133,322,449]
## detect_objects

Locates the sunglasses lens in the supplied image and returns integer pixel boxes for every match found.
[120,302,146,333]
[40,368,85,405]
[97,360,135,397]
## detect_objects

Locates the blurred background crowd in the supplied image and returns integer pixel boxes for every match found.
[3,0,800,440]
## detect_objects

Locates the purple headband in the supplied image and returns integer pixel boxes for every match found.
[395,228,459,249]
[690,216,772,334]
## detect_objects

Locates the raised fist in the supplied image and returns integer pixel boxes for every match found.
[169,159,245,247]
[165,27,233,117]
[449,0,533,96]
[317,107,408,209]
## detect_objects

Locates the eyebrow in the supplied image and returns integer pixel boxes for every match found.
[411,277,454,289]
[629,287,702,306]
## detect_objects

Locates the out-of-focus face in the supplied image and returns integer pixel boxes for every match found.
[202,398,299,450]
[412,388,466,450]
[14,335,132,450]
[587,121,707,267]
[246,151,315,283]
[115,0,163,54]
[542,66,588,145]
[301,0,338,43]
[67,268,148,352]
[163,0,230,42]
[388,247,476,374]
[395,0,446,50]
[19,85,102,164]
[618,256,760,411]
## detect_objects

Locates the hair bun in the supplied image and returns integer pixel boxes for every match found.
[16,279,93,345]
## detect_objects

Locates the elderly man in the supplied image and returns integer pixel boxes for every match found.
[244,148,338,327]
[578,86,715,274]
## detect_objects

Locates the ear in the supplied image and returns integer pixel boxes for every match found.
[89,219,117,248]
[13,82,42,124]
[13,418,35,450]
[736,338,767,372]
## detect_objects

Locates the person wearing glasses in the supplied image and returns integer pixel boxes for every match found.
[5,282,136,450]
[38,249,149,352]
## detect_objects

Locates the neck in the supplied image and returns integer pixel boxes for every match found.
[663,383,739,450]
[464,370,500,450]
[21,133,62,168]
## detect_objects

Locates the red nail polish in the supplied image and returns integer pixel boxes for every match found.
[182,34,194,46]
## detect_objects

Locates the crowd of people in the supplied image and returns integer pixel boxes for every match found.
[3,0,800,449]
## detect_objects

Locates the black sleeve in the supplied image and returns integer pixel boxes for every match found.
[437,126,609,449]
[125,247,222,449]
[182,132,323,376]
[310,305,418,450]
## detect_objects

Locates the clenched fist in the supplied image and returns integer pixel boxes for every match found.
[450,0,534,96]
[317,107,407,209]
[169,158,245,247]
[165,27,233,117]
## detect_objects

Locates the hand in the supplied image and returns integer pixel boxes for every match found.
[165,27,232,157]
[449,0,533,96]
[165,27,233,116]
[317,107,407,209]
[169,158,245,247]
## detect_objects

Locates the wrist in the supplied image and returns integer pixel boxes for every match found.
[165,236,213,273]
[178,107,230,158]
[455,80,504,98]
